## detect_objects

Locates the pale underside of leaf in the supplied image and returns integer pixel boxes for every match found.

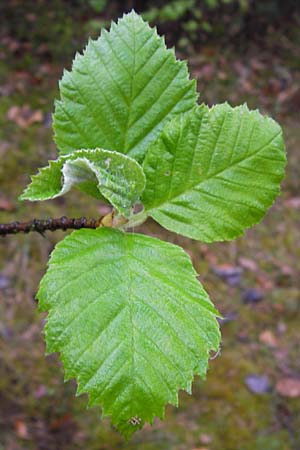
[142,103,286,242]
[20,149,146,217]
[53,10,197,163]
[37,227,220,438]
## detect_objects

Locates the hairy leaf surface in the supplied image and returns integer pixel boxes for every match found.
[142,103,286,242]
[38,227,220,437]
[20,149,145,217]
[53,11,197,162]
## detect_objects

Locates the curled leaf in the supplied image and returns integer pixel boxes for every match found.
[20,149,146,217]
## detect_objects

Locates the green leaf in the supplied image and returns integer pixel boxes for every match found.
[53,10,197,163]
[38,227,220,438]
[142,103,286,242]
[20,149,146,218]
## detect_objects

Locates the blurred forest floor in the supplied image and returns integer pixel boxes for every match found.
[0,2,300,450]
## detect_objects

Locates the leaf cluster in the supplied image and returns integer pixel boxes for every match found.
[20,11,286,437]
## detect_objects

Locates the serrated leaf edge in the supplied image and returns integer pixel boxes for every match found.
[145,102,287,242]
[37,228,220,436]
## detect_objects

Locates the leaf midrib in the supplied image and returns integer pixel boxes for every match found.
[125,235,137,418]
[122,17,136,154]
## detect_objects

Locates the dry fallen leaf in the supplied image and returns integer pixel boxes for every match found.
[14,419,30,439]
[278,84,300,112]
[259,330,279,348]
[200,433,213,444]
[276,378,300,398]
[49,413,73,431]
[238,257,258,272]
[256,274,274,291]
[34,384,48,399]
[0,197,15,211]
[284,197,300,209]
[7,105,43,128]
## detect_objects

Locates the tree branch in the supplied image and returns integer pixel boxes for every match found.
[0,215,114,237]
